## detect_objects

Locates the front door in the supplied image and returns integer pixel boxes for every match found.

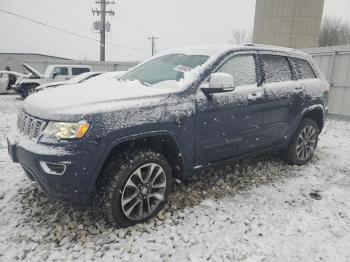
[259,53,305,148]
[195,53,265,165]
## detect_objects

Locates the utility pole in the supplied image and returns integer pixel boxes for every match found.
[92,1,115,61]
[148,36,159,56]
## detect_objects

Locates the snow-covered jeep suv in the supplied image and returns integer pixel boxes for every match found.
[8,45,329,228]
[14,64,91,98]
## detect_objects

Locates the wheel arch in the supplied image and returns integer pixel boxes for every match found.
[93,131,185,188]
[301,105,325,131]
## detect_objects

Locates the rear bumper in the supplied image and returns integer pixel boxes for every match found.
[7,136,100,205]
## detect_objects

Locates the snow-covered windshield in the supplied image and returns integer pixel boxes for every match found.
[120,54,209,85]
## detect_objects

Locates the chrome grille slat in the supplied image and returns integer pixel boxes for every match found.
[17,111,46,140]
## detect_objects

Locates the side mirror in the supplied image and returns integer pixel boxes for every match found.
[52,72,57,79]
[201,72,235,95]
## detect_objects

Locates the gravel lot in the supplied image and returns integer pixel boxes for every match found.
[0,94,350,261]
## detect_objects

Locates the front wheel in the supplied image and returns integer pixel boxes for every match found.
[282,118,319,165]
[96,149,172,228]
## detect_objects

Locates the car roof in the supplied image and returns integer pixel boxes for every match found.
[165,44,310,59]
[46,65,92,69]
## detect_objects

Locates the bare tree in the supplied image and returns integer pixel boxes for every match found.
[319,15,350,47]
[229,29,252,45]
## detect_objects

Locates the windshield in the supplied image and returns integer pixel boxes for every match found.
[120,54,209,85]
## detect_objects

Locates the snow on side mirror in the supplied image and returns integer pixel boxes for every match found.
[201,72,235,95]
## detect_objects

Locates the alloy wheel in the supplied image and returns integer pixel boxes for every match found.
[296,126,317,161]
[121,163,167,221]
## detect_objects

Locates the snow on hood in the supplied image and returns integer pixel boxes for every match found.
[37,81,68,90]
[23,55,217,118]
[23,78,180,117]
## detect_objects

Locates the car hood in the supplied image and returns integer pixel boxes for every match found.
[22,63,43,78]
[0,71,27,78]
[36,81,68,90]
[23,78,181,120]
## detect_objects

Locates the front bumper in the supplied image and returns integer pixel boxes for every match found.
[7,135,101,205]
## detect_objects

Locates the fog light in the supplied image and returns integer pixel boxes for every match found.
[40,161,69,175]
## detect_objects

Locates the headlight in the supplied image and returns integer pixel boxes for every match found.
[44,121,90,139]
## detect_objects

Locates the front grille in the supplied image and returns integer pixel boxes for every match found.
[17,111,46,139]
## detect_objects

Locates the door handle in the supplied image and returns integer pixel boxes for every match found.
[248,91,263,101]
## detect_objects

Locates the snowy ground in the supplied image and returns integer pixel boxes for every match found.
[0,94,350,262]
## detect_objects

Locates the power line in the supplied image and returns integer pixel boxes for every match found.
[114,16,148,38]
[20,0,147,49]
[19,0,89,30]
[0,8,147,52]
[117,1,152,36]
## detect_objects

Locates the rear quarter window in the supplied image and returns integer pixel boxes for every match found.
[290,58,317,80]
[72,68,90,75]
[261,55,293,83]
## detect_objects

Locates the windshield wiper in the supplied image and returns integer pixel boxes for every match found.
[139,81,151,87]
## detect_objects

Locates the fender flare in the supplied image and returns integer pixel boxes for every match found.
[88,130,186,191]
[301,104,325,116]
[300,104,325,129]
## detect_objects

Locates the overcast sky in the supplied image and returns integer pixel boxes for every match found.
[0,0,349,62]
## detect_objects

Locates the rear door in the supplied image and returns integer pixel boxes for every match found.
[195,52,265,165]
[259,53,305,148]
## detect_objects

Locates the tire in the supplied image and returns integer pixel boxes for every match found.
[282,118,319,166]
[96,149,172,228]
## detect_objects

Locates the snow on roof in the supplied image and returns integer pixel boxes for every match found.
[162,45,235,56]
[162,44,309,58]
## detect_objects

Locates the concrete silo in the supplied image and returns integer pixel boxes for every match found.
[253,0,324,49]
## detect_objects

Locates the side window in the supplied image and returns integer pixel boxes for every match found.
[54,67,68,76]
[291,58,317,80]
[72,68,90,75]
[216,55,257,87]
[261,55,293,83]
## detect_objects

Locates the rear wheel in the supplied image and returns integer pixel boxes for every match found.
[283,118,319,165]
[96,149,172,228]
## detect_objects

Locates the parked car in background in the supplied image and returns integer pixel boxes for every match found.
[8,44,329,228]
[35,71,126,94]
[0,71,27,93]
[13,63,91,98]
[35,72,105,92]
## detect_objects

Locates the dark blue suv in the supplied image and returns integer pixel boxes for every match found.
[8,45,329,227]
